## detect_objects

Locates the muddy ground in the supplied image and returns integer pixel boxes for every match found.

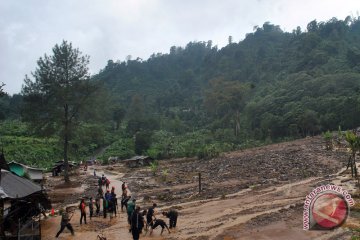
[42,136,360,240]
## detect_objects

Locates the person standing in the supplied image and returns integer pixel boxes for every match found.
[95,194,101,216]
[55,208,74,238]
[98,177,103,188]
[130,206,144,240]
[79,199,87,224]
[122,181,126,192]
[111,187,118,217]
[108,197,114,219]
[103,196,107,218]
[121,188,129,211]
[101,174,106,184]
[127,198,136,225]
[89,197,94,220]
[147,203,157,228]
[105,178,110,190]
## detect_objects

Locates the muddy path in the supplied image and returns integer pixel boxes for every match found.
[41,136,359,240]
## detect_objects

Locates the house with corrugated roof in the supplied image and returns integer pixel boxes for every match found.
[8,161,44,182]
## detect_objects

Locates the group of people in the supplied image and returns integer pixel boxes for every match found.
[96,174,118,218]
[55,172,179,240]
[128,202,179,240]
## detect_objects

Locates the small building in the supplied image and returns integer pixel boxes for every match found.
[123,155,154,168]
[8,161,44,182]
[108,156,120,164]
[86,159,97,166]
[51,160,78,176]
[1,169,51,239]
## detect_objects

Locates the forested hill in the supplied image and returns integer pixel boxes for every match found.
[94,16,360,139]
[1,16,360,167]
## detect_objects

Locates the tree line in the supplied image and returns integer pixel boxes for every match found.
[1,16,360,176]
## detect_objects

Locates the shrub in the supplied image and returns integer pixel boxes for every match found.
[100,138,135,161]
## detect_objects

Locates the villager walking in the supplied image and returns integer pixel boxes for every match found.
[103,196,108,218]
[95,194,101,216]
[122,181,126,192]
[89,197,94,220]
[55,208,74,238]
[130,206,144,240]
[147,203,157,228]
[121,188,130,211]
[79,199,87,224]
[127,198,136,224]
[111,186,118,217]
[105,178,110,190]
[98,177,103,188]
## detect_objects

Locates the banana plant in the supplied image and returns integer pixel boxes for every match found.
[345,131,360,178]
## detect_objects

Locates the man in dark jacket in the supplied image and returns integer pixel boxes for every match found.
[130,206,144,240]
[111,187,118,217]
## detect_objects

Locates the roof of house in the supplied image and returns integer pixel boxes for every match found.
[0,169,42,199]
[8,161,44,180]
[8,161,44,171]
[128,155,153,161]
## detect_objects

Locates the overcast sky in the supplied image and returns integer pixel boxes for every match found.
[1,0,359,94]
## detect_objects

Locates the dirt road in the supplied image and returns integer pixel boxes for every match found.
[41,136,359,240]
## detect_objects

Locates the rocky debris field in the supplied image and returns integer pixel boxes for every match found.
[45,169,100,209]
[122,136,347,204]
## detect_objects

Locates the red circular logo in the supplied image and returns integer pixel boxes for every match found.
[311,193,348,229]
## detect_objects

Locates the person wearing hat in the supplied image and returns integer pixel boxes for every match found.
[55,207,74,238]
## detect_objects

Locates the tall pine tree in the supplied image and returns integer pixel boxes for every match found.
[22,40,96,183]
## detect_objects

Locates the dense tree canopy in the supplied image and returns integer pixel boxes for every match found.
[2,16,360,167]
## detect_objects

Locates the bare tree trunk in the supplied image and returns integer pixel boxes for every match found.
[0,199,5,238]
[346,156,352,170]
[235,110,240,137]
[353,153,358,178]
[64,104,70,183]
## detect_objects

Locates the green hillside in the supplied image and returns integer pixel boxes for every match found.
[1,16,360,167]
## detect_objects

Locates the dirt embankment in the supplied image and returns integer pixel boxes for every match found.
[124,136,346,204]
